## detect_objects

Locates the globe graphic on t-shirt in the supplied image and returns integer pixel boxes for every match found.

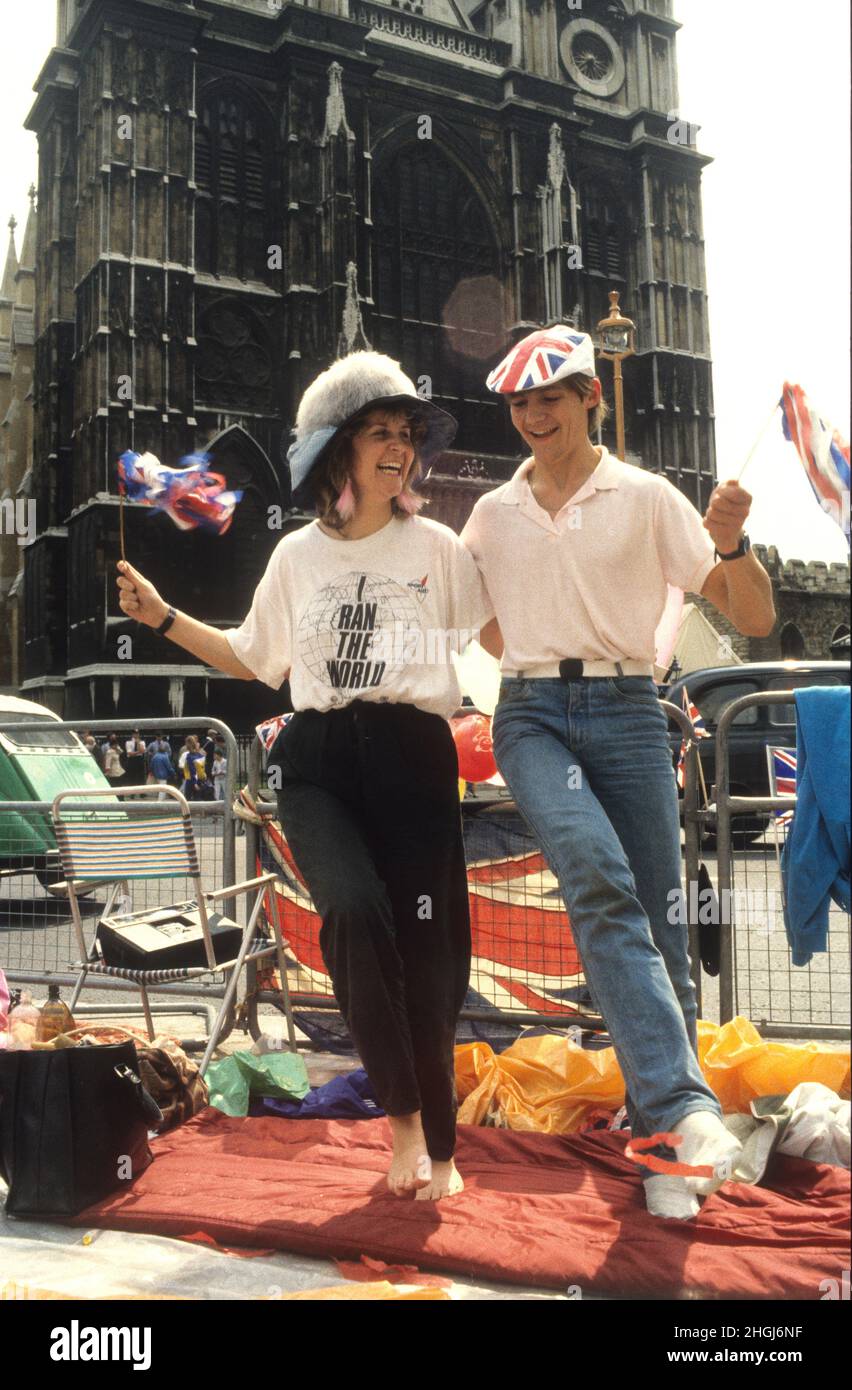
[297,571,422,694]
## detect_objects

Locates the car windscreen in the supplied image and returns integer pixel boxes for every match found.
[0,713,78,749]
[691,681,761,727]
[767,673,848,726]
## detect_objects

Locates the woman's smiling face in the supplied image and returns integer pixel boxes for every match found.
[507,380,600,459]
[350,410,416,502]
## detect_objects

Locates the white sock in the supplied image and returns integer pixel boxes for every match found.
[676,1111,742,1195]
[643,1175,700,1221]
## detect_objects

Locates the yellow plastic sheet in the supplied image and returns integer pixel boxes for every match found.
[455,1017,850,1134]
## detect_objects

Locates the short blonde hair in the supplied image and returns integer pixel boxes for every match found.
[311,407,427,530]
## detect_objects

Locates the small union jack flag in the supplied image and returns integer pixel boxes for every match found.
[257,713,293,753]
[486,327,596,394]
[676,688,710,790]
[771,747,797,826]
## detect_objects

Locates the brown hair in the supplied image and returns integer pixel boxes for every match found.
[311,407,428,531]
[563,374,611,435]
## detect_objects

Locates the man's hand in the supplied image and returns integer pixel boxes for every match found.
[703,480,752,555]
[117,560,169,628]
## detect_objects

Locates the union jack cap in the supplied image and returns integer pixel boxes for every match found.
[486,326,596,395]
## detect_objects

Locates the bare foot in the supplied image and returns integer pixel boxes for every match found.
[414,1158,465,1202]
[387,1113,432,1196]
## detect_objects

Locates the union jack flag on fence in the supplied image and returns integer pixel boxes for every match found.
[770,746,797,827]
[780,382,850,542]
[676,687,710,790]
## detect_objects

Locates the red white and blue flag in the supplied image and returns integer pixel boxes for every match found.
[117,451,242,534]
[486,328,596,394]
[676,687,710,790]
[257,713,293,752]
[780,383,850,542]
[772,746,797,827]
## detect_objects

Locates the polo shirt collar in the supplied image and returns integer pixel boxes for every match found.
[501,446,621,507]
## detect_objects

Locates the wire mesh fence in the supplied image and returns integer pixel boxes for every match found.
[714,692,850,1040]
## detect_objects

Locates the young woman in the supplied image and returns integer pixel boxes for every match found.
[462,325,776,1220]
[117,351,494,1201]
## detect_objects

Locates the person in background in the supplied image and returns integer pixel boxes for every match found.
[82,730,103,769]
[145,733,171,783]
[149,741,176,799]
[124,729,147,789]
[178,734,207,801]
[212,743,228,801]
[102,735,124,783]
[203,728,218,780]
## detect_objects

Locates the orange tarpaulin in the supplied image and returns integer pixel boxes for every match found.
[455,1017,850,1134]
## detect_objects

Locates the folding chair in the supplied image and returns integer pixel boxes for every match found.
[51,785,295,1073]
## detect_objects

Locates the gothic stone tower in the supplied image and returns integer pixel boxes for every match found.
[23,0,716,724]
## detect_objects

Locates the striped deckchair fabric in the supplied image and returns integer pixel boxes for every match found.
[54,813,200,881]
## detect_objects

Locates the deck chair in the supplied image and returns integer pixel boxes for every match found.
[51,785,295,1073]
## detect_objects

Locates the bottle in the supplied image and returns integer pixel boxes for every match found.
[36,985,76,1043]
[8,990,40,1049]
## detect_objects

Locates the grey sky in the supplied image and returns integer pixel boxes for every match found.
[3,0,849,564]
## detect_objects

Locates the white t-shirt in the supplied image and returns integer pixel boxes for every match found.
[461,448,717,671]
[225,515,494,719]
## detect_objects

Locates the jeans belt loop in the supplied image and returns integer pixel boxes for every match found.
[615,661,624,677]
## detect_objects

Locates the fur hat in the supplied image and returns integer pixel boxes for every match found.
[287,351,457,504]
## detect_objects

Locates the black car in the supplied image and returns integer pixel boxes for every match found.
[664,660,851,805]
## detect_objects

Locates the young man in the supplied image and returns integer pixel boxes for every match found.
[462,325,776,1219]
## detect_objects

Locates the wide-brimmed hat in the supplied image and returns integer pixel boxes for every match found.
[486,326,596,394]
[286,351,457,505]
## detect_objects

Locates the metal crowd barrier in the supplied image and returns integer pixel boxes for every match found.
[0,717,243,1047]
[715,691,851,1041]
[239,700,707,1042]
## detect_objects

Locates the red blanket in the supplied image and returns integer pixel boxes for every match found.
[71,1111,849,1298]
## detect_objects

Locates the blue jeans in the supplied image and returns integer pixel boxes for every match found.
[492,677,721,1149]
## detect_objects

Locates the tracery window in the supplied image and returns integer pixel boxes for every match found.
[194,93,273,285]
[372,144,508,455]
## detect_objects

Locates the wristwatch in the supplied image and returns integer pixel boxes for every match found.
[715,533,751,562]
[156,605,177,636]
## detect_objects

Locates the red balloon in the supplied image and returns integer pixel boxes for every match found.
[452,714,496,783]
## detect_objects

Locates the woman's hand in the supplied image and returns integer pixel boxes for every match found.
[117,560,169,628]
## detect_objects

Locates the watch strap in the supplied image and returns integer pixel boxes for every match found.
[715,534,751,562]
[156,605,177,636]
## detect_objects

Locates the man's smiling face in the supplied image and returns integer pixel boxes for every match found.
[507,379,600,460]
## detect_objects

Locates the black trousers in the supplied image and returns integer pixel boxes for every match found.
[272,702,471,1161]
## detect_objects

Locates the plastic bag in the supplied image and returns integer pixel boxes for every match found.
[205,1049,310,1118]
[455,1017,850,1134]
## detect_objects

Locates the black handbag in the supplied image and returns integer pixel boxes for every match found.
[0,1040,162,1217]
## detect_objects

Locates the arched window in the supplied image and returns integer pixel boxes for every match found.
[830,623,850,656]
[194,92,274,285]
[372,144,508,454]
[780,622,805,660]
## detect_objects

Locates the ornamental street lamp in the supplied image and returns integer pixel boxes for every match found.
[597,290,636,461]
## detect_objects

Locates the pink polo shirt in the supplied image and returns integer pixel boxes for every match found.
[460,447,717,671]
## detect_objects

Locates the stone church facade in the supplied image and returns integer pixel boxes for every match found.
[10,0,840,726]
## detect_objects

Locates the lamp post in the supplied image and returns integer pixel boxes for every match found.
[597,290,636,461]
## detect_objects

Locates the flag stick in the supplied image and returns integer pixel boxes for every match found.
[735,398,781,483]
[119,489,126,564]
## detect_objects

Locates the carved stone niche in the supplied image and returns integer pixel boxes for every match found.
[195,295,275,412]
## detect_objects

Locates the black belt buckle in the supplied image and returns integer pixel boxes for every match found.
[558,658,584,683]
